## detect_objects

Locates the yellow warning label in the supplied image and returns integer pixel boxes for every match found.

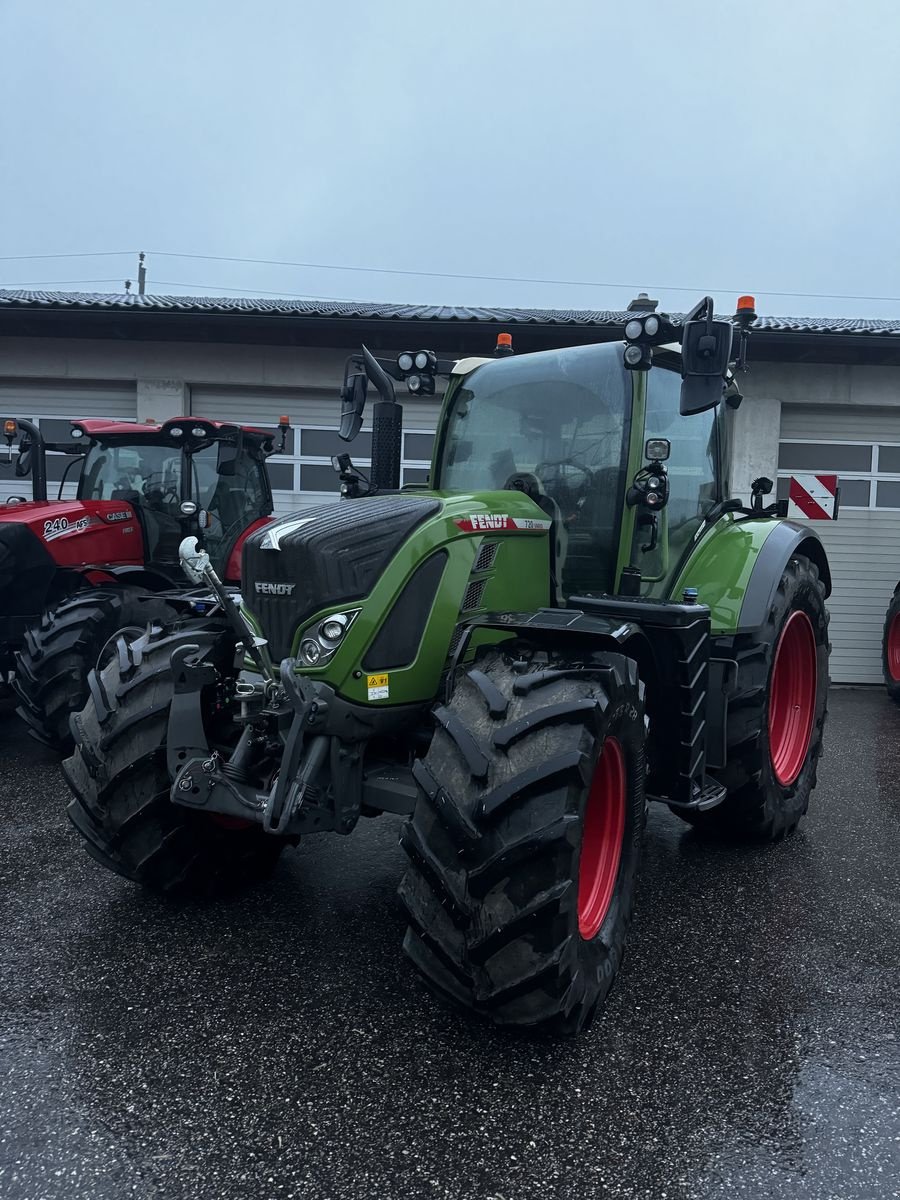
[367,673,390,700]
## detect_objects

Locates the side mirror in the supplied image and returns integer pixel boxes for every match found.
[15,439,32,478]
[339,371,367,443]
[679,298,734,416]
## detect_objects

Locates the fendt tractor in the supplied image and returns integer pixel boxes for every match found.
[0,413,289,749]
[64,297,831,1034]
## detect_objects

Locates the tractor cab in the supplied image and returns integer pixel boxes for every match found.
[433,340,726,603]
[1,415,288,578]
[70,418,280,576]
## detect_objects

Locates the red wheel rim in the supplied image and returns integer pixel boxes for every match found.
[887,613,900,681]
[577,737,626,940]
[768,610,817,787]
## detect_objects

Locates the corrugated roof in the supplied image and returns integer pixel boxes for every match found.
[1,288,899,336]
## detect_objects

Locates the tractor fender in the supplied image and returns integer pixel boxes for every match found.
[737,521,831,632]
[90,565,178,593]
[453,609,652,677]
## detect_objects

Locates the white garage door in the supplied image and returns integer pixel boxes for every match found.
[0,379,137,503]
[778,404,900,683]
[190,385,439,517]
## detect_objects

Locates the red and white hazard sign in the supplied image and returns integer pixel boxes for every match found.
[787,473,839,520]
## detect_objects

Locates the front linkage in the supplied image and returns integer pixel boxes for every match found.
[165,538,418,838]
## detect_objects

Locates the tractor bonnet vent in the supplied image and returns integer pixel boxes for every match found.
[461,577,487,612]
[473,541,499,573]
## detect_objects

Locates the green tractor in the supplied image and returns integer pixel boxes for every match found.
[63,297,831,1033]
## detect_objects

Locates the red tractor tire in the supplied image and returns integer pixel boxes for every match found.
[12,587,178,753]
[672,554,829,841]
[881,590,900,705]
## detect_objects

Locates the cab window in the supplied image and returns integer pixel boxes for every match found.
[637,364,718,585]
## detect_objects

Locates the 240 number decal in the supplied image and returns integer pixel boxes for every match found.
[43,516,91,542]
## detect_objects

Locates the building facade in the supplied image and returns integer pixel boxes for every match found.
[3,290,900,683]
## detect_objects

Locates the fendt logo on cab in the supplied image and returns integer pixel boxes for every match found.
[255,581,296,596]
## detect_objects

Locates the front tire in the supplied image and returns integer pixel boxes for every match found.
[13,587,178,753]
[63,621,290,896]
[678,553,829,840]
[882,590,900,704]
[399,646,646,1035]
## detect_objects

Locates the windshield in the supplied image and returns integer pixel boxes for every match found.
[78,441,182,505]
[435,343,631,597]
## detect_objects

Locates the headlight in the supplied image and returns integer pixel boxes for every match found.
[296,610,359,668]
[299,639,322,666]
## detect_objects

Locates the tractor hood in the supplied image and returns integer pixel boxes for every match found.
[241,490,554,703]
[0,519,56,624]
[243,494,442,661]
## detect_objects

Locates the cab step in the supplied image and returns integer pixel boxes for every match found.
[651,776,727,812]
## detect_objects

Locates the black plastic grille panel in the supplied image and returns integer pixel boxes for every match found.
[243,495,441,660]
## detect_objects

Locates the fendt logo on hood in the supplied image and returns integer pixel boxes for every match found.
[255,581,295,596]
[454,514,552,533]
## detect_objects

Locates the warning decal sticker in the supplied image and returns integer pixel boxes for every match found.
[367,673,390,701]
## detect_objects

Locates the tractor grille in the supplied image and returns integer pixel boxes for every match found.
[242,495,441,661]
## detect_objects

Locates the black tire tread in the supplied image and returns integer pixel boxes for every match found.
[399,648,646,1034]
[12,588,178,752]
[680,554,829,840]
[63,621,288,897]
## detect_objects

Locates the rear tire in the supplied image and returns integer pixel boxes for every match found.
[399,646,646,1035]
[881,590,900,704]
[13,587,178,753]
[675,554,829,840]
[63,621,290,896]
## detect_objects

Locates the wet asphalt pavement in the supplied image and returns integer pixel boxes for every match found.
[1,690,899,1200]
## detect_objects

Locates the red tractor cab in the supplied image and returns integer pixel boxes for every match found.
[0,413,289,749]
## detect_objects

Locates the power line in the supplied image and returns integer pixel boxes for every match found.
[0,278,360,301]
[146,250,900,306]
[0,251,136,261]
[0,279,127,286]
[3,247,900,306]
[151,280,357,301]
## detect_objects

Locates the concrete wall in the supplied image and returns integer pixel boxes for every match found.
[0,335,353,421]
[4,334,900,495]
[731,361,900,501]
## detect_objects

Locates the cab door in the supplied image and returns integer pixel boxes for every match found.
[630,362,721,595]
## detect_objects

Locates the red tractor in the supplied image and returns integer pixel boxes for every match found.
[0,413,289,750]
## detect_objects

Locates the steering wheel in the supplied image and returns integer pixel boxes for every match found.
[141,473,179,507]
[533,460,595,522]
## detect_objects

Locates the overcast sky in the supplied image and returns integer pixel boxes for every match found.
[2,0,899,321]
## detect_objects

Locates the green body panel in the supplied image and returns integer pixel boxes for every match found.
[668,513,784,633]
[614,369,646,589]
[279,490,552,706]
